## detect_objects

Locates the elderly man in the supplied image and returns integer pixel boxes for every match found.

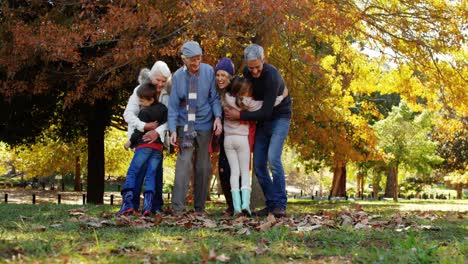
[224,44,292,217]
[168,41,222,215]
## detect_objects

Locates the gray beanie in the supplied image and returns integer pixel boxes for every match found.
[181,41,202,57]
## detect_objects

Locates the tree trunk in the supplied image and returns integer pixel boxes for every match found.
[456,184,462,199]
[74,156,81,191]
[211,152,223,195]
[319,168,323,197]
[330,160,347,197]
[384,165,398,201]
[372,182,379,199]
[86,102,106,204]
[250,169,266,209]
[356,171,365,198]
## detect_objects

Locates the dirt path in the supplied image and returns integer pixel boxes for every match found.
[0,188,122,205]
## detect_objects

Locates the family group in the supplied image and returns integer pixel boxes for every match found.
[117,41,292,218]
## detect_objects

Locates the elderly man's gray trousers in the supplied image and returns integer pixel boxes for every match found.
[171,128,212,212]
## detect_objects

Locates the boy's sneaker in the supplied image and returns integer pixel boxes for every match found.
[142,192,154,215]
[118,208,134,216]
[142,210,152,217]
[117,190,135,216]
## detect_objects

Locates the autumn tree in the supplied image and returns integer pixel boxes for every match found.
[13,127,87,187]
[373,101,443,201]
[1,0,465,202]
[433,116,467,199]
[0,1,191,203]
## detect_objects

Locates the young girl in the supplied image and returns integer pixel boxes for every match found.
[223,76,288,216]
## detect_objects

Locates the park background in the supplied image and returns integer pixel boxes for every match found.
[0,1,466,263]
[0,0,465,202]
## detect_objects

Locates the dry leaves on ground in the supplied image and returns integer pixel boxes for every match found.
[61,206,444,234]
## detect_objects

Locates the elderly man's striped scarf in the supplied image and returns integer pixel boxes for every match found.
[181,74,198,148]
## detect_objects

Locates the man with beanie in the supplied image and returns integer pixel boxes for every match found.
[224,44,291,217]
[168,40,223,215]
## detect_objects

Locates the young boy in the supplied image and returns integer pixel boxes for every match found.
[118,82,168,216]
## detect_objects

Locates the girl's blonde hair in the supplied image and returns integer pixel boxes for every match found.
[229,76,252,110]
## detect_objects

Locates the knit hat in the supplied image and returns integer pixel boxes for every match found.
[215,57,235,76]
[181,41,203,57]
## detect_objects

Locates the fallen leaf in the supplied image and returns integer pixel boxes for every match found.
[234,216,249,224]
[392,213,403,225]
[297,225,322,231]
[237,227,251,235]
[340,215,353,226]
[266,213,276,224]
[209,249,217,260]
[154,214,163,225]
[33,225,46,232]
[355,211,368,218]
[100,220,113,226]
[115,215,132,226]
[133,219,153,229]
[100,212,113,219]
[200,247,216,263]
[68,217,79,223]
[50,223,63,229]
[355,204,363,212]
[216,254,230,262]
[255,238,269,255]
[257,221,272,232]
[216,224,234,232]
[420,225,441,231]
[395,226,411,232]
[86,222,102,228]
[183,221,193,229]
[354,223,369,230]
[68,207,87,216]
[203,219,217,228]
[322,211,336,219]
[368,220,389,227]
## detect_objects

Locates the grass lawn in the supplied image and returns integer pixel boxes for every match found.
[0,199,466,263]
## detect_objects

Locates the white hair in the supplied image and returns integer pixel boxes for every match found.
[138,61,172,84]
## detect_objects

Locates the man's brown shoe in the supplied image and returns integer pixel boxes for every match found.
[271,207,286,217]
[252,207,270,217]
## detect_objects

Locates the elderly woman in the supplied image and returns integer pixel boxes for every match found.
[123,61,172,214]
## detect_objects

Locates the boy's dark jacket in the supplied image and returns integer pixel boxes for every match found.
[130,102,168,148]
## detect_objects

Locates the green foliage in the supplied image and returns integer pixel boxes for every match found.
[0,142,12,176]
[104,127,132,178]
[373,101,443,174]
[12,127,87,180]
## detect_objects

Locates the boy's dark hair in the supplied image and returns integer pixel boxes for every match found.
[136,82,157,100]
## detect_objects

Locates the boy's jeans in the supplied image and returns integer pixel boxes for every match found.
[122,148,163,204]
[132,158,164,212]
